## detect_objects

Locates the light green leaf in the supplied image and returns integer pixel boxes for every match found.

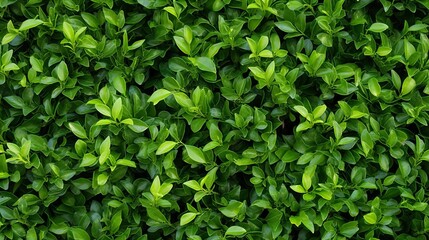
[363,212,378,224]
[183,25,193,44]
[180,212,198,226]
[95,104,112,117]
[401,76,416,96]
[62,22,74,40]
[30,56,43,72]
[150,176,161,196]
[2,33,18,45]
[19,19,43,31]
[312,105,327,119]
[148,89,171,105]
[183,180,202,191]
[80,153,97,167]
[112,76,126,95]
[200,167,218,189]
[146,207,168,223]
[69,227,90,240]
[174,92,194,108]
[97,173,109,185]
[368,78,381,97]
[225,226,247,236]
[340,221,359,238]
[110,211,122,234]
[274,21,297,33]
[290,185,306,193]
[103,8,119,27]
[194,57,216,73]
[156,141,178,155]
[56,61,69,81]
[173,36,190,55]
[185,145,207,163]
[116,159,136,168]
[111,98,123,121]
[368,23,389,32]
[3,63,19,71]
[294,105,309,118]
[68,122,87,139]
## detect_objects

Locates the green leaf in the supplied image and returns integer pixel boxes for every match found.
[363,212,378,224]
[368,23,389,32]
[68,122,88,139]
[183,25,193,44]
[69,227,90,240]
[128,119,149,133]
[361,129,373,156]
[391,70,401,90]
[184,180,203,191]
[194,57,216,73]
[103,8,119,27]
[290,185,306,193]
[174,92,194,108]
[299,211,314,233]
[121,118,133,125]
[317,33,333,47]
[200,167,218,189]
[296,121,313,132]
[81,12,99,28]
[30,56,43,72]
[147,207,168,223]
[249,66,265,79]
[340,221,359,238]
[287,1,304,10]
[350,110,368,119]
[3,63,19,71]
[225,226,246,236]
[173,36,191,55]
[421,150,429,161]
[2,33,18,45]
[150,176,161,196]
[80,153,97,167]
[302,172,312,191]
[116,159,136,168]
[19,19,44,31]
[111,98,123,121]
[308,50,326,74]
[185,145,207,163]
[368,78,381,97]
[56,61,69,81]
[294,105,309,118]
[377,46,392,56]
[156,141,178,155]
[62,21,74,40]
[312,105,327,119]
[94,104,112,117]
[401,76,416,96]
[180,212,198,226]
[26,227,37,240]
[110,211,122,234]
[164,6,178,18]
[281,150,301,162]
[147,89,171,105]
[275,21,297,33]
[4,96,25,109]
[112,76,126,95]
[97,173,109,185]
[338,137,357,146]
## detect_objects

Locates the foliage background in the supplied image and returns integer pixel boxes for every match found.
[1,0,429,239]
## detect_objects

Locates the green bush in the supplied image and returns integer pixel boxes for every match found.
[1,0,429,239]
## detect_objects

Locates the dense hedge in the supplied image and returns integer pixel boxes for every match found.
[1,0,429,239]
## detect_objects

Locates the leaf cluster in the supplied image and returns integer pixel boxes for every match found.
[1,0,429,239]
